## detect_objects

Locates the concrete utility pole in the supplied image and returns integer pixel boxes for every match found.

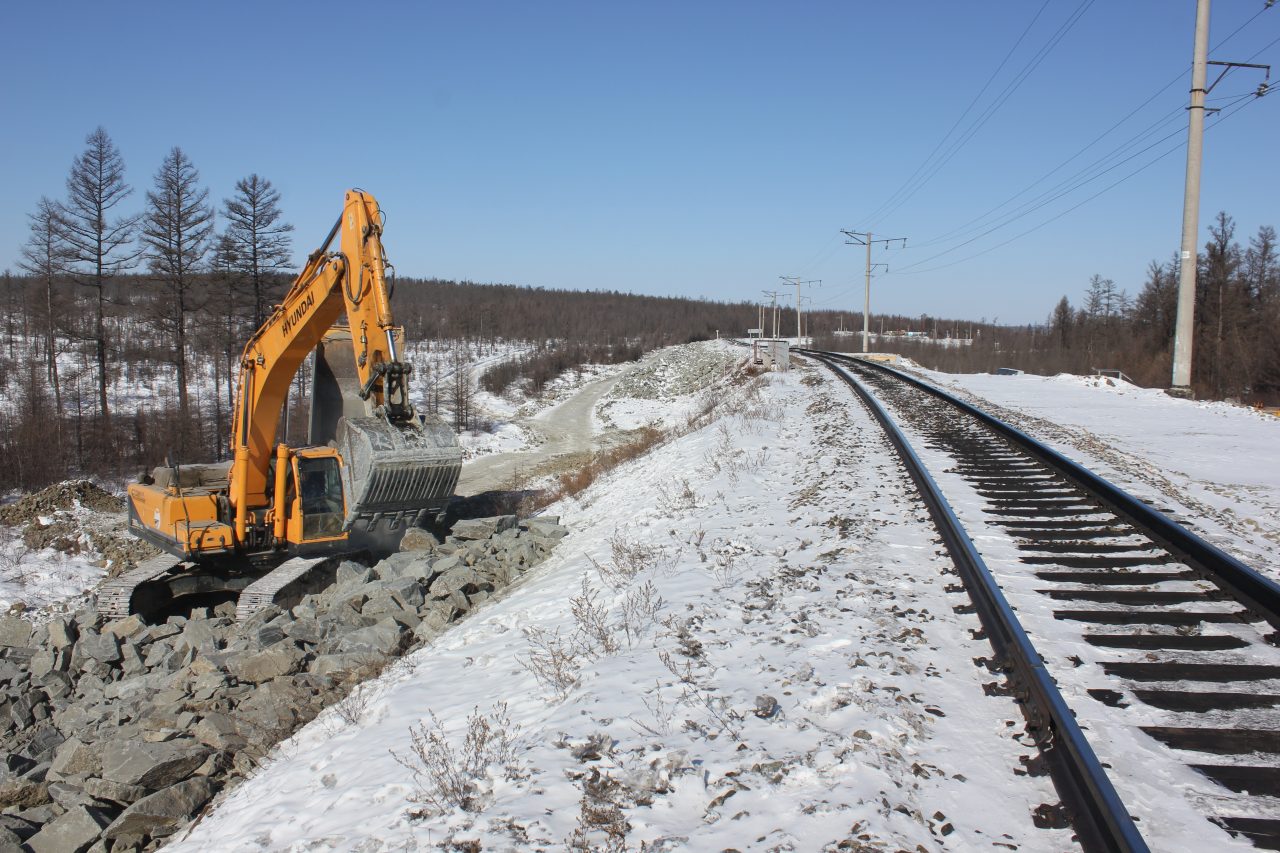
[841,230,907,354]
[1170,0,1212,396]
[762,290,782,339]
[779,277,819,344]
[1169,0,1271,395]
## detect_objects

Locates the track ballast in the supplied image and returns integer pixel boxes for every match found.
[805,350,1280,852]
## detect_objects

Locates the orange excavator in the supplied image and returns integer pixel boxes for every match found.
[112,190,461,619]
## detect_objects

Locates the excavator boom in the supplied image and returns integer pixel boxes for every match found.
[123,190,461,619]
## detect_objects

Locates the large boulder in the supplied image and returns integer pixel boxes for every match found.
[331,619,408,657]
[0,778,50,810]
[450,515,517,541]
[46,618,78,652]
[225,643,305,684]
[81,777,148,808]
[398,527,439,553]
[102,614,147,641]
[100,739,209,790]
[429,566,487,597]
[0,616,32,649]
[74,631,121,666]
[102,777,214,840]
[25,804,111,853]
[522,517,569,541]
[49,738,100,779]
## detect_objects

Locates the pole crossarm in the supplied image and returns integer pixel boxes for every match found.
[779,276,821,343]
[1204,60,1270,96]
[840,230,908,354]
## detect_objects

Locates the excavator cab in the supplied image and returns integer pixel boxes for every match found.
[292,450,346,543]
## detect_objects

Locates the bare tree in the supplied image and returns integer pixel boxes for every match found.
[221,174,294,328]
[1199,212,1244,397]
[57,127,141,437]
[17,197,67,420]
[142,147,214,444]
[1048,296,1072,349]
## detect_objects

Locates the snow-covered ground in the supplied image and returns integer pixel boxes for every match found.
[169,357,1067,852]
[910,367,1280,580]
[5,342,1276,850]
[0,481,155,614]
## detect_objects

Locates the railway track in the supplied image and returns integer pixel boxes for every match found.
[804,349,1280,852]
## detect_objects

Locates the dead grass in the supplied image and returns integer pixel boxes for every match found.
[393,703,523,816]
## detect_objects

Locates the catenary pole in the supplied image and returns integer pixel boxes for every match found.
[842,230,906,354]
[1170,0,1211,396]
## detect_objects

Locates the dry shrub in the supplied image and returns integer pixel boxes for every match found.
[521,626,587,699]
[393,703,523,816]
[545,426,666,504]
[571,576,619,655]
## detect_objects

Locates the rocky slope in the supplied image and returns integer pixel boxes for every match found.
[0,515,566,852]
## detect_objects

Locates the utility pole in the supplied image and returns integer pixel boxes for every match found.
[762,290,782,339]
[842,230,907,354]
[779,277,819,344]
[799,295,815,341]
[1170,0,1211,397]
[1169,0,1271,396]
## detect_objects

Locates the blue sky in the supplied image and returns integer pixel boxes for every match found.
[1,1,1276,324]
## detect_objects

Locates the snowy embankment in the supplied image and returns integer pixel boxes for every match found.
[914,368,1280,580]
[167,359,1064,851]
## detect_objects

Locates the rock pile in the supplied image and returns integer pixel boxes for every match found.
[0,514,566,852]
[0,482,123,527]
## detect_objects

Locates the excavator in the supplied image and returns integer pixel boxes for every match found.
[111,190,462,620]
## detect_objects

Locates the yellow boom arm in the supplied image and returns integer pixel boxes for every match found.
[229,190,408,542]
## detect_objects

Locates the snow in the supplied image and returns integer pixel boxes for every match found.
[911,368,1280,579]
[0,498,119,614]
[0,532,102,614]
[168,359,1066,852]
[4,340,1273,850]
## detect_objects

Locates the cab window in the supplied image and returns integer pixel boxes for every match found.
[297,456,344,539]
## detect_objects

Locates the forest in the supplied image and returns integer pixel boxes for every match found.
[823,211,1278,405]
[4,126,1275,496]
[0,128,770,492]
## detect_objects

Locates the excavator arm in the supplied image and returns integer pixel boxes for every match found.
[223,189,458,550]
[122,189,459,618]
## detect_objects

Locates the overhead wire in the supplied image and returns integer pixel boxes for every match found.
[889,91,1267,276]
[888,5,1278,269]
[864,0,1096,230]
[811,2,1275,302]
[869,0,1272,251]
[909,104,1188,250]
[855,0,1053,228]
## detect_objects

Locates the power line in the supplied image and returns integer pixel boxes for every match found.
[888,91,1267,276]
[878,0,1274,251]
[856,0,1053,227]
[910,104,1187,251]
[863,0,1096,230]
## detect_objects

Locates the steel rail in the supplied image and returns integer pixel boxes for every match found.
[815,350,1280,634]
[806,350,1149,853]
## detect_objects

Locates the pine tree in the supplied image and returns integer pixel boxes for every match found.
[17,197,67,422]
[57,127,141,440]
[221,174,294,329]
[142,146,214,444]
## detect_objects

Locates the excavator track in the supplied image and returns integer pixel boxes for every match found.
[99,554,183,620]
[235,556,332,621]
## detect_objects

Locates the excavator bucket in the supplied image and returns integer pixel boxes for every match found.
[311,328,461,542]
[336,414,461,529]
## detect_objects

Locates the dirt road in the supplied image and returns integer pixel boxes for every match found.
[456,374,622,496]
